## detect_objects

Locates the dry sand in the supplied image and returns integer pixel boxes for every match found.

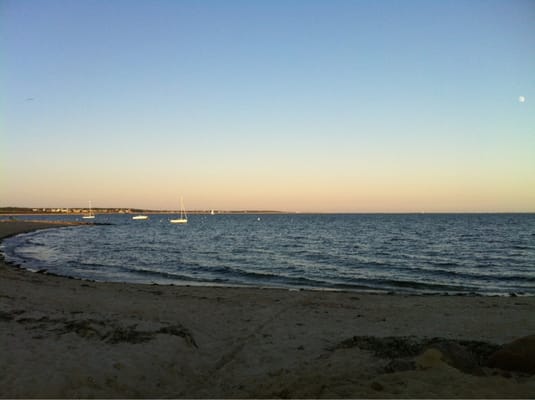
[1,220,534,398]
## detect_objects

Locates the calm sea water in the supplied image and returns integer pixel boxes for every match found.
[2,214,534,295]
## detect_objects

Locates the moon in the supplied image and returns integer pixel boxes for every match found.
[518,96,526,103]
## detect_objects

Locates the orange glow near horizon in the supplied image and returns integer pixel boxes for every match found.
[3,159,535,212]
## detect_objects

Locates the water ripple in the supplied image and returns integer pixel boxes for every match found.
[1,213,534,295]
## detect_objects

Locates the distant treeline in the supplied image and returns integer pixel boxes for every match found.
[0,207,38,214]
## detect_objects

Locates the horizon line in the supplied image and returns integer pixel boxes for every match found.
[1,207,534,215]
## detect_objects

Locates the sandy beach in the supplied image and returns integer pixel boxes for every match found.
[1,220,534,398]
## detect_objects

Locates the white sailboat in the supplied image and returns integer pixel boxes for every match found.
[170,197,188,224]
[132,215,148,220]
[82,201,95,219]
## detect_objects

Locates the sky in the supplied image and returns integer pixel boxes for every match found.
[1,0,534,212]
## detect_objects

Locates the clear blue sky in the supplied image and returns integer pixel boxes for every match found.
[1,0,534,212]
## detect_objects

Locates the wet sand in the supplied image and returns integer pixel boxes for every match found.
[1,220,534,398]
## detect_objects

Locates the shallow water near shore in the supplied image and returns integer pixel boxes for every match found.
[1,213,534,295]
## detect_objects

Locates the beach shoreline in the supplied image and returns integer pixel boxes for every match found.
[1,220,534,398]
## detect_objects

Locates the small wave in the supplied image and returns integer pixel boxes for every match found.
[388,263,535,285]
[207,266,325,286]
[368,278,475,292]
[68,261,208,284]
[511,245,534,250]
[429,261,460,268]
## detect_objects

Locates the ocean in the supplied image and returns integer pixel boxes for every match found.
[1,213,534,295]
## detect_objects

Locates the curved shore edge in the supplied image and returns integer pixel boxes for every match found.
[0,219,90,237]
[1,220,535,398]
[0,220,93,273]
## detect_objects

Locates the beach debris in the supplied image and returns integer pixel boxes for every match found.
[104,325,153,344]
[437,340,495,374]
[488,335,535,374]
[64,319,106,340]
[415,348,448,369]
[10,313,198,348]
[332,335,501,375]
[158,325,198,348]
[333,335,424,358]
[384,358,415,373]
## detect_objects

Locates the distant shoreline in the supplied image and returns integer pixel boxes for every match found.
[0,209,286,216]
[1,209,534,216]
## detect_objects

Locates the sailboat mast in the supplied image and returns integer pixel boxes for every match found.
[181,196,187,219]
[83,200,95,219]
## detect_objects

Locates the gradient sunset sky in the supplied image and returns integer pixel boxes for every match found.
[2,0,534,212]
